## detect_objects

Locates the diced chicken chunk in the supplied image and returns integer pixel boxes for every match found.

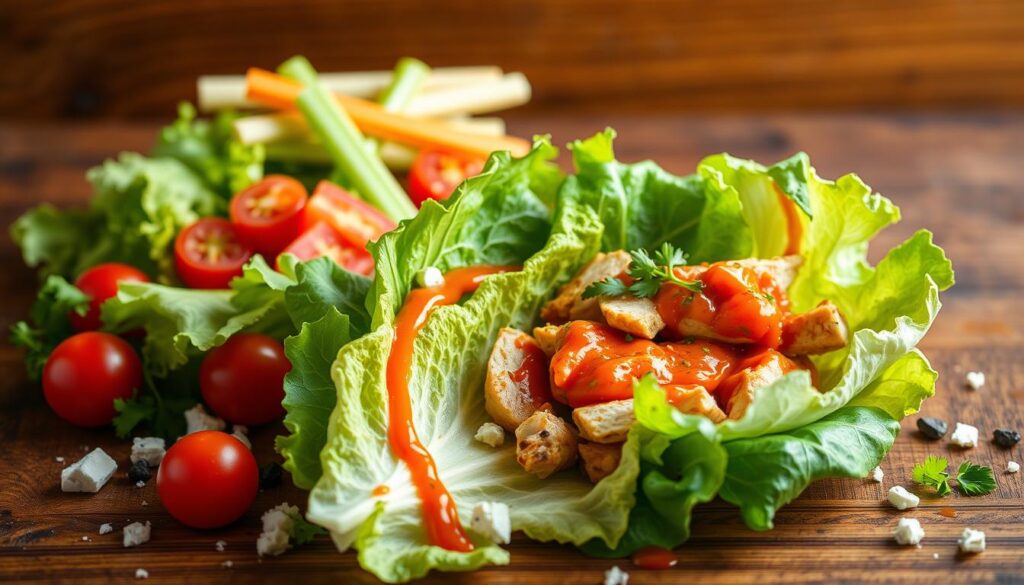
[573,399,635,444]
[663,385,727,423]
[541,251,632,323]
[515,411,577,478]
[725,357,792,420]
[599,297,665,339]
[578,442,623,483]
[532,324,567,358]
[730,255,803,291]
[781,301,848,355]
[486,328,549,432]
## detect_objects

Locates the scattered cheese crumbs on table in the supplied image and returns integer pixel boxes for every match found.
[141,500,149,507]
[604,565,629,585]
[221,560,234,568]
[135,480,146,488]
[99,523,113,535]
[130,437,166,467]
[892,518,925,546]
[135,568,148,579]
[216,539,227,552]
[184,404,226,434]
[470,501,511,544]
[887,486,920,510]
[870,466,884,483]
[933,553,940,560]
[123,521,151,548]
[1007,461,1020,474]
[964,371,985,390]
[55,456,65,463]
[474,422,506,447]
[61,448,117,493]
[257,503,299,557]
[950,422,979,448]
[417,266,445,288]
[231,425,252,450]
[81,536,90,542]
[959,528,986,553]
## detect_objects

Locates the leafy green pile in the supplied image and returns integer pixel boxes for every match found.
[272,130,950,582]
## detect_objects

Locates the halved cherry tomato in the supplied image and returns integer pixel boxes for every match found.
[229,175,308,256]
[70,263,150,331]
[200,334,289,426]
[304,181,397,248]
[43,332,143,427]
[279,221,374,275]
[407,149,485,206]
[175,218,252,289]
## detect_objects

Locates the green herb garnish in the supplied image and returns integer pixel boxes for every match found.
[583,243,703,299]
[912,456,996,497]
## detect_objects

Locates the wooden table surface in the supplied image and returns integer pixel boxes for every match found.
[0,113,1022,583]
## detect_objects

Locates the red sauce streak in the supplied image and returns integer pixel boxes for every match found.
[632,546,678,570]
[509,337,553,406]
[372,485,390,496]
[714,348,804,411]
[939,507,957,518]
[775,183,803,256]
[387,265,514,552]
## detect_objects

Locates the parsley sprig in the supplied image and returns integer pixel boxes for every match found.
[583,243,703,300]
[912,455,996,497]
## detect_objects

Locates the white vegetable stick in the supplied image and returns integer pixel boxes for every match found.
[234,113,506,146]
[404,73,531,117]
[197,66,504,112]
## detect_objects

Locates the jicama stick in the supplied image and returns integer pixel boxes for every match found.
[233,112,507,146]
[403,73,531,117]
[197,66,502,112]
[246,68,531,158]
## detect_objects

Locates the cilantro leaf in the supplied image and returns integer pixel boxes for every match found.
[583,277,632,299]
[583,243,702,300]
[912,455,952,496]
[956,461,996,496]
[290,513,327,546]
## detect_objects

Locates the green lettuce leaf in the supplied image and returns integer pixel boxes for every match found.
[284,256,372,336]
[8,276,89,380]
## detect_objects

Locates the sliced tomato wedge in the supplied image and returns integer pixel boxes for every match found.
[407,149,486,206]
[175,218,253,289]
[229,175,308,256]
[279,221,374,276]
[304,181,397,248]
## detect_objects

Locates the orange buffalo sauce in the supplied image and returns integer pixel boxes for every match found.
[632,546,679,570]
[775,183,804,256]
[510,336,552,407]
[549,321,739,408]
[714,348,805,411]
[387,265,514,552]
[655,262,788,348]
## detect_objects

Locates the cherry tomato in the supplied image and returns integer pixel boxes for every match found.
[229,175,308,256]
[42,332,143,427]
[407,150,485,206]
[303,181,396,248]
[157,431,258,529]
[175,218,252,289]
[279,221,374,275]
[69,263,150,331]
[200,334,290,426]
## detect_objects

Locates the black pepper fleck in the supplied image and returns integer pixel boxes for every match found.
[916,417,948,440]
[259,463,283,490]
[993,428,1021,448]
[127,460,151,483]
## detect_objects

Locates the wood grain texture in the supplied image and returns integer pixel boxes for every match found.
[1,0,1024,118]
[0,114,1023,583]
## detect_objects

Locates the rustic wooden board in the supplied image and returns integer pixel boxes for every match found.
[0,114,1022,583]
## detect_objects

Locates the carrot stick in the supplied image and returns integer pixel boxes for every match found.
[246,68,531,158]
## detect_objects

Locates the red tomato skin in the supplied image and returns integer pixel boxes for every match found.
[42,332,143,427]
[278,222,375,276]
[407,150,485,207]
[304,181,397,248]
[70,263,150,331]
[157,431,258,529]
[229,176,308,256]
[200,334,290,426]
[174,218,253,290]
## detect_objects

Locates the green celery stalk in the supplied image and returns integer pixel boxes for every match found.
[377,57,429,112]
[278,56,417,221]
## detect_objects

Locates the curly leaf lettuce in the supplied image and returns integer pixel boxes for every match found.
[8,276,89,380]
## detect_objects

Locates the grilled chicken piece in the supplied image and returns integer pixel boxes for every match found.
[725,354,794,421]
[515,411,578,479]
[578,441,623,483]
[532,324,567,358]
[540,251,632,323]
[572,399,635,444]
[485,328,550,432]
[663,385,727,423]
[599,296,665,339]
[728,255,804,291]
[780,300,848,356]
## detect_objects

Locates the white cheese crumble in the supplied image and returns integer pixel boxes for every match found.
[470,501,511,545]
[81,536,90,541]
[887,486,920,510]
[221,560,234,568]
[870,466,884,483]
[932,553,940,560]
[99,523,113,535]
[958,528,986,553]
[231,425,252,450]
[474,422,506,448]
[130,437,166,467]
[55,456,65,463]
[215,539,227,552]
[604,565,629,585]
[184,404,226,435]
[135,480,146,488]
[964,371,985,390]
[892,517,925,545]
[257,503,299,557]
[950,422,979,448]
[61,448,117,493]
[416,266,445,288]
[123,521,151,548]
[134,568,149,580]
[1007,461,1020,474]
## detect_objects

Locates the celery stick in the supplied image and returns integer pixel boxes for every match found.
[378,58,430,112]
[279,56,416,221]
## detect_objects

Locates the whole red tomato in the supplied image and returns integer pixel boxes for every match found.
[200,334,290,425]
[42,332,143,427]
[157,431,258,529]
[70,263,150,331]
